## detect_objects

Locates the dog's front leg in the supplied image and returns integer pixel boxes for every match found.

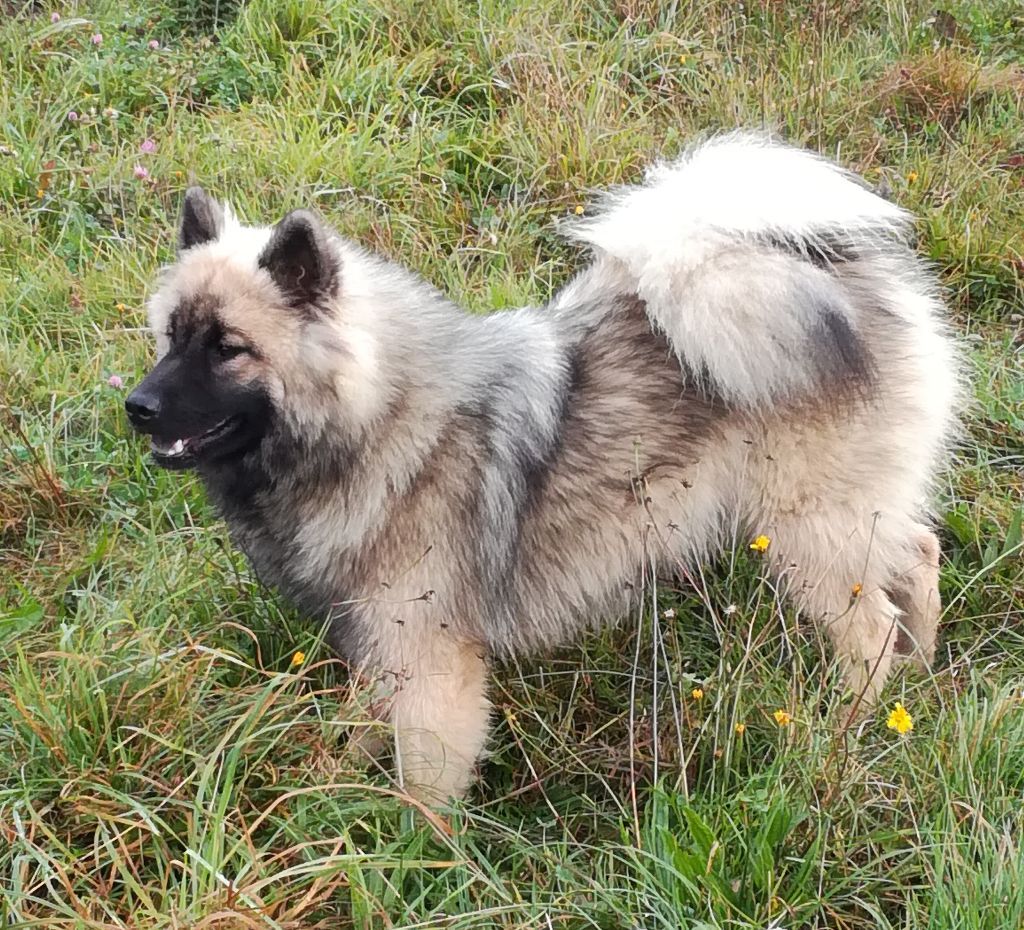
[378,633,491,803]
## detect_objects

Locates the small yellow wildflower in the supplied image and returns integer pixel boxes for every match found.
[174,170,184,179]
[679,55,688,65]
[290,650,306,667]
[691,687,704,700]
[115,302,127,312]
[574,205,585,216]
[734,722,746,735]
[887,701,913,735]
[773,709,792,727]
[851,582,863,597]
[36,188,45,199]
[907,170,919,184]
[750,534,771,553]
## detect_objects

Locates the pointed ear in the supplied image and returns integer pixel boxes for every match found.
[257,209,339,310]
[179,186,224,252]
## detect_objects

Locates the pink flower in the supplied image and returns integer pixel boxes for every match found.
[91,33,102,45]
[133,164,150,180]
[148,39,159,50]
[50,11,60,23]
[139,138,156,154]
[107,374,124,389]
[67,110,78,122]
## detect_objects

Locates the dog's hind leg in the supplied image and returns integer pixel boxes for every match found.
[765,512,905,709]
[886,525,941,672]
[378,634,491,804]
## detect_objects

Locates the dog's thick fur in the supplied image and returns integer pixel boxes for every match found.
[128,134,963,801]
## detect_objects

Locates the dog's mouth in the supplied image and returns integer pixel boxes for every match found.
[150,417,242,469]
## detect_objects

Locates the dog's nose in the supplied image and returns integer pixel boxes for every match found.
[124,388,161,424]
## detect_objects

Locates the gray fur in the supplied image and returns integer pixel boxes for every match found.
[136,134,964,799]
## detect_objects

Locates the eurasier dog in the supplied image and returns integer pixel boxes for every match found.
[126,134,962,801]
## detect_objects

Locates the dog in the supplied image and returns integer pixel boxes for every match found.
[125,134,963,801]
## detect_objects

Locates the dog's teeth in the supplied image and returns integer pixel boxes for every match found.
[169,439,185,455]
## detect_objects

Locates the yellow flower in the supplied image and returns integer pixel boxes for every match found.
[887,701,913,735]
[750,534,771,553]
[691,687,704,700]
[174,170,184,179]
[907,170,918,184]
[679,55,688,65]
[115,302,127,312]
[734,722,745,735]
[851,582,863,597]
[36,188,45,199]
[773,709,792,727]
[573,204,585,215]
[290,650,306,667]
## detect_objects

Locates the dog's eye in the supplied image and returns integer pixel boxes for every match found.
[217,342,249,360]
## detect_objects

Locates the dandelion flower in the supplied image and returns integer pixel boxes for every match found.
[691,687,704,700]
[887,702,913,735]
[734,722,746,735]
[750,534,771,553]
[36,188,45,199]
[133,164,150,180]
[907,170,918,184]
[574,205,584,215]
[91,32,102,45]
[115,302,127,312]
[290,650,306,667]
[773,709,792,727]
[851,582,863,597]
[107,374,123,389]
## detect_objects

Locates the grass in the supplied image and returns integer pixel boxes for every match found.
[1,0,1023,926]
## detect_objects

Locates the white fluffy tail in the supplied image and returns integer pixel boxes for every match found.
[567,133,918,407]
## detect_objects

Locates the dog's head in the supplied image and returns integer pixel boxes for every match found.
[126,187,352,471]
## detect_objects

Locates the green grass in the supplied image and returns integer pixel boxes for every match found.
[2,0,1023,926]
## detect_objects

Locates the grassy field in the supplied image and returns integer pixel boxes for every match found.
[2,0,1023,926]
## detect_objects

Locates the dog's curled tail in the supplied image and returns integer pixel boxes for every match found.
[566,132,920,407]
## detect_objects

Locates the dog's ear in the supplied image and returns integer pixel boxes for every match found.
[179,187,224,252]
[258,209,339,310]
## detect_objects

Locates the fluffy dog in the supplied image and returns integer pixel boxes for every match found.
[126,134,962,800]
